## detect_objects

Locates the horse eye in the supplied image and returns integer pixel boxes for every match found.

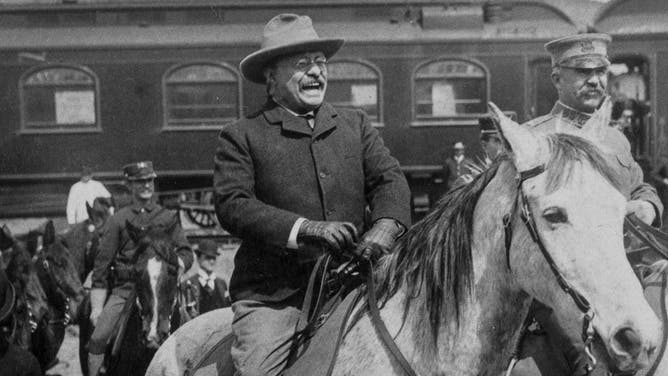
[543,207,568,224]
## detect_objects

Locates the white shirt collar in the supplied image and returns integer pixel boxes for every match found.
[197,269,216,290]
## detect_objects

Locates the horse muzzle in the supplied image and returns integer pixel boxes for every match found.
[606,324,659,373]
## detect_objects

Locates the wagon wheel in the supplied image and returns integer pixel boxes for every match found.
[185,208,217,228]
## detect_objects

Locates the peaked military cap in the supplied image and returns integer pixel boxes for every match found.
[545,33,611,69]
[479,117,501,140]
[123,161,157,181]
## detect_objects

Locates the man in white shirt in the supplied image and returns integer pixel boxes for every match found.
[66,166,111,225]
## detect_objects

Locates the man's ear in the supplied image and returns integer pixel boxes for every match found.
[551,70,560,87]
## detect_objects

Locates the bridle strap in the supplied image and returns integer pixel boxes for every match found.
[365,261,417,376]
[504,164,597,375]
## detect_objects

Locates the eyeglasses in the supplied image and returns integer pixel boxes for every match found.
[294,56,327,71]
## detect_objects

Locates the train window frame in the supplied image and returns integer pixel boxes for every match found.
[161,61,242,132]
[18,64,102,135]
[326,58,384,127]
[410,57,491,127]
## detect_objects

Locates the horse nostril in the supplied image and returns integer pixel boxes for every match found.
[612,327,643,359]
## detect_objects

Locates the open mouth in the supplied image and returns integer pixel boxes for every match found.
[301,81,322,93]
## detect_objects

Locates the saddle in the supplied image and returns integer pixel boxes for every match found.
[184,254,365,376]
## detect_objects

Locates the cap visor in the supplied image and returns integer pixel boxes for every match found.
[560,55,610,69]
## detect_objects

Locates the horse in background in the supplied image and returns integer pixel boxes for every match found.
[81,215,184,376]
[147,103,660,376]
[1,224,54,372]
[61,196,113,376]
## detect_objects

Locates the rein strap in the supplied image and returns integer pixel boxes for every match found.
[365,261,417,376]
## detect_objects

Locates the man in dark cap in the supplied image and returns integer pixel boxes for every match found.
[87,161,193,376]
[479,117,505,164]
[214,13,411,376]
[185,240,230,317]
[515,34,663,376]
[0,267,41,376]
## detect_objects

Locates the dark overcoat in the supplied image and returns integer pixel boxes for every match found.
[214,101,411,304]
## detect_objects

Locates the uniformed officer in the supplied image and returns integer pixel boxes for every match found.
[516,33,663,376]
[87,161,193,376]
[479,117,505,164]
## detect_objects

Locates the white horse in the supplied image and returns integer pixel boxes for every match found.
[147,103,660,376]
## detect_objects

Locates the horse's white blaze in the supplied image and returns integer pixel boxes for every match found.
[147,256,161,341]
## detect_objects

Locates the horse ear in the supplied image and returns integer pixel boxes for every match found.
[579,96,612,146]
[488,102,549,173]
[86,201,94,219]
[0,224,14,250]
[43,220,56,246]
[126,220,143,243]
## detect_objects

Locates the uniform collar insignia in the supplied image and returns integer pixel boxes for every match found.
[550,101,592,128]
[131,201,156,213]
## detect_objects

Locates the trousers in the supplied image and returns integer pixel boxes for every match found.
[230,298,301,376]
[88,294,126,354]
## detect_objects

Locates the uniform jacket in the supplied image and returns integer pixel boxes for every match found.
[214,101,411,304]
[92,201,193,297]
[525,101,663,225]
[443,156,474,191]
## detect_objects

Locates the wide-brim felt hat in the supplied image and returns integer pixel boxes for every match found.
[240,13,344,84]
[0,268,15,322]
[195,239,221,258]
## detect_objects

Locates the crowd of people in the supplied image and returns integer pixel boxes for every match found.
[3,11,668,376]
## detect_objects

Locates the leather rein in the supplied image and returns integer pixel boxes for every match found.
[503,165,597,376]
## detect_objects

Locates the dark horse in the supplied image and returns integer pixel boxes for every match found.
[1,221,84,373]
[62,197,113,376]
[81,215,182,376]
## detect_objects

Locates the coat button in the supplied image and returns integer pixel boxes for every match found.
[319,172,327,178]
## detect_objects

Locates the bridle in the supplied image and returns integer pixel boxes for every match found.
[503,164,597,375]
[36,251,72,327]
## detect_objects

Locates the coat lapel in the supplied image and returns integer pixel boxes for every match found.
[263,104,312,136]
[313,103,338,139]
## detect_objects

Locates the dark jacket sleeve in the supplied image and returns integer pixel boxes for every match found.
[91,215,121,289]
[213,122,301,248]
[358,110,412,229]
[171,221,194,271]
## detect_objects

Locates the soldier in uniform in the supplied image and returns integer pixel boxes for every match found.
[516,34,663,376]
[479,117,505,164]
[214,13,411,376]
[87,161,193,376]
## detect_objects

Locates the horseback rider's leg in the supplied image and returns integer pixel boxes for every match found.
[231,299,301,376]
[518,300,591,376]
[88,294,126,376]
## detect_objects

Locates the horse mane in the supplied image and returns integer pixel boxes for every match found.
[374,132,621,345]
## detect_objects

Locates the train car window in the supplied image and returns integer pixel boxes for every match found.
[326,60,382,126]
[412,58,488,125]
[19,65,100,134]
[162,62,241,131]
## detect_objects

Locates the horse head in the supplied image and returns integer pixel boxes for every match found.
[126,216,182,350]
[36,220,85,325]
[489,102,661,374]
[1,226,49,349]
[85,197,113,231]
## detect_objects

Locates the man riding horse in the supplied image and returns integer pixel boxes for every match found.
[87,161,193,376]
[515,33,664,376]
[213,13,411,376]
